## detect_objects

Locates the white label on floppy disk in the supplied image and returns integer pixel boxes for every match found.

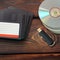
[0,22,20,38]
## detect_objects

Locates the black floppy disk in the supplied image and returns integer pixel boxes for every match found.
[0,6,33,40]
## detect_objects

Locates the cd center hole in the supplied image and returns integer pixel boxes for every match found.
[54,11,57,14]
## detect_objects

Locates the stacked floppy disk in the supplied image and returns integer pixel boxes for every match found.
[38,0,60,34]
[0,6,33,40]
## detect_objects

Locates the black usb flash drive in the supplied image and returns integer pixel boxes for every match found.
[37,28,55,47]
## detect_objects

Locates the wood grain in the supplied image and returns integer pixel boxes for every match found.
[0,19,59,54]
[0,0,60,60]
[0,0,43,17]
[0,54,60,60]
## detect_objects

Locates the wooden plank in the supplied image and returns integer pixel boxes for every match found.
[0,19,59,54]
[0,0,43,17]
[26,19,60,53]
[0,54,60,60]
[0,0,59,59]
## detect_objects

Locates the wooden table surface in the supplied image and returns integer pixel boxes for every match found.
[0,0,60,60]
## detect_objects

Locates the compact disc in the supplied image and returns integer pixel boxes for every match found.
[38,0,60,34]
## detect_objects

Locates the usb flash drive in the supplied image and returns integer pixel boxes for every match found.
[37,28,55,47]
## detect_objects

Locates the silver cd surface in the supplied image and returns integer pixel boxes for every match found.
[38,0,60,34]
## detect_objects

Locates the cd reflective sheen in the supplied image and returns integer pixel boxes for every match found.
[38,0,60,34]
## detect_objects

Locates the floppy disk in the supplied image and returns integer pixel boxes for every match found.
[0,6,33,40]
